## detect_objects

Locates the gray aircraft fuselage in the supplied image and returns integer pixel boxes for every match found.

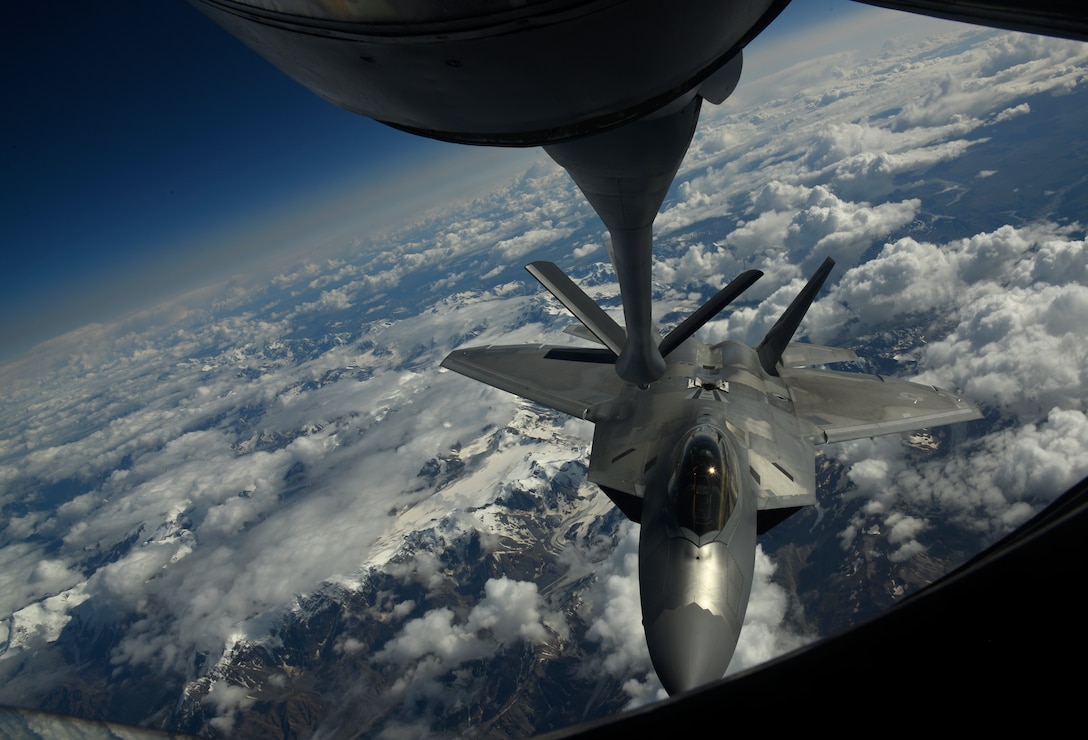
[626,414,757,690]
[591,341,779,692]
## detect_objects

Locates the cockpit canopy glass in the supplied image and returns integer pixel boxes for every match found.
[669,427,736,536]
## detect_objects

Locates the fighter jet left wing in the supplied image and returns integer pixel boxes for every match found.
[441,345,626,420]
[781,367,982,444]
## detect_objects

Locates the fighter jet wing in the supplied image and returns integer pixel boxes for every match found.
[781,367,982,444]
[441,344,626,419]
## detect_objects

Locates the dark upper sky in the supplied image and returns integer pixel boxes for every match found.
[4,2,461,357]
[2,1,866,361]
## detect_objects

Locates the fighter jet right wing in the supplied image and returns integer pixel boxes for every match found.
[781,367,982,444]
[441,344,626,419]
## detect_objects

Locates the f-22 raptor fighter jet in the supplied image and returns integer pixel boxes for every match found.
[442,256,981,695]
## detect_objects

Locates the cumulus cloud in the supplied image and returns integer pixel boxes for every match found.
[805,222,1088,414]
[492,225,574,261]
[728,546,813,673]
[572,242,600,259]
[578,521,655,689]
[204,680,256,734]
[655,181,918,304]
[820,221,1088,553]
[374,576,565,707]
[836,407,1088,546]
[403,577,558,661]
[656,25,1087,289]
[994,102,1030,122]
[884,513,929,562]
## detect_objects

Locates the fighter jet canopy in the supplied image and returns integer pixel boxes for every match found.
[669,426,738,537]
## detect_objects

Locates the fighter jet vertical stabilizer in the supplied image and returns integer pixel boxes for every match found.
[756,257,835,376]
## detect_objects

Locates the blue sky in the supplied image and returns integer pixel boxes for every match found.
[2,1,872,361]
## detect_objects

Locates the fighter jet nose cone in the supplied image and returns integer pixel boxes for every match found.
[644,603,740,695]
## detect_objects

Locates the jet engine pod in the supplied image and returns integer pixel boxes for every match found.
[189,0,787,145]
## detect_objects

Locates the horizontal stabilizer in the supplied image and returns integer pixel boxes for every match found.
[757,257,835,376]
[527,262,626,357]
[659,269,763,357]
